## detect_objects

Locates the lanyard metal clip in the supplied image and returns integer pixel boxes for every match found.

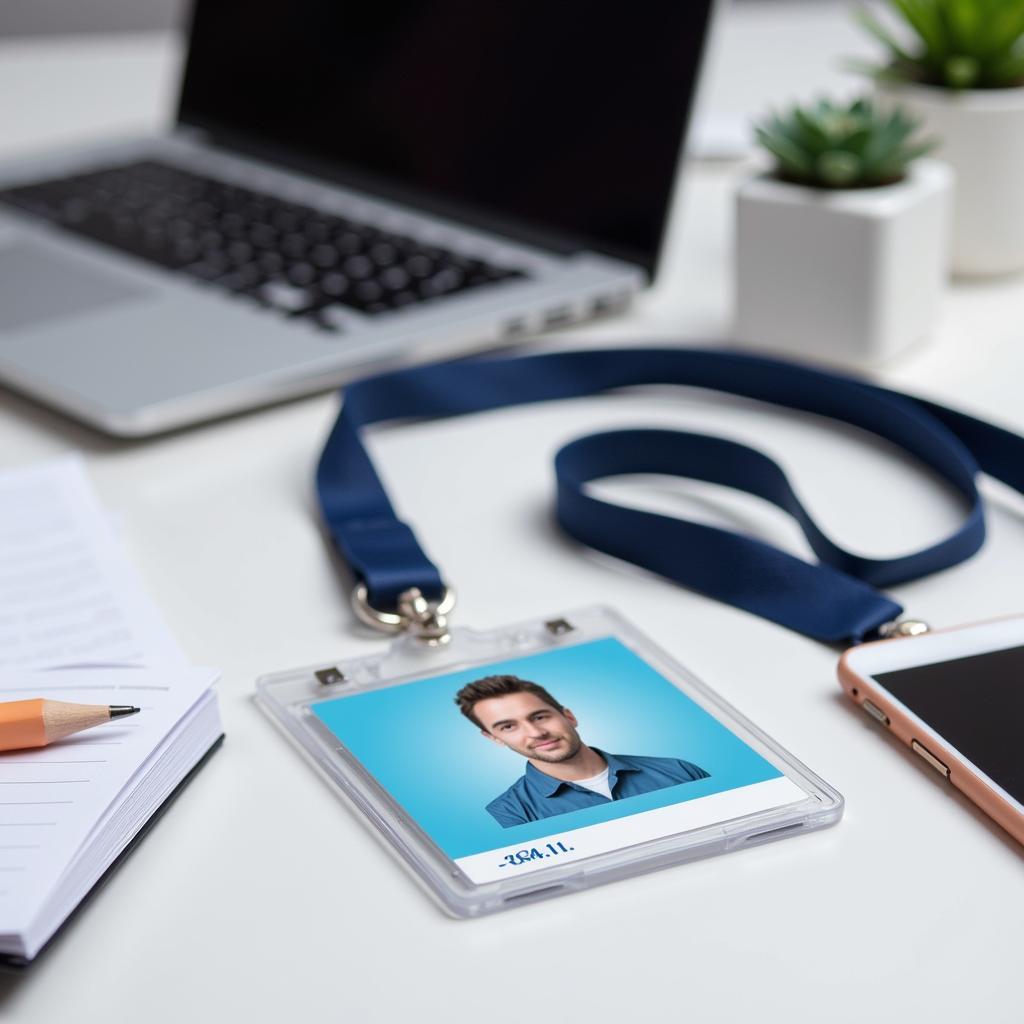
[351,583,456,646]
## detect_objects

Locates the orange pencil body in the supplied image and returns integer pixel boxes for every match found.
[0,698,48,750]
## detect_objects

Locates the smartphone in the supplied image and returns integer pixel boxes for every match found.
[838,616,1024,846]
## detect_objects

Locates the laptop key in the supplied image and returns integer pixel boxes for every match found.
[280,232,308,258]
[353,281,384,304]
[380,266,410,291]
[369,242,398,266]
[183,260,228,281]
[321,272,350,297]
[310,244,338,268]
[287,263,317,287]
[260,281,316,312]
[315,305,351,332]
[257,252,285,275]
[219,262,266,290]
[249,223,278,248]
[343,255,374,280]
[227,241,253,264]
[335,230,364,256]
[405,254,435,279]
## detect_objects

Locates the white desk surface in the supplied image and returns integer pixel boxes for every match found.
[2,5,1023,1021]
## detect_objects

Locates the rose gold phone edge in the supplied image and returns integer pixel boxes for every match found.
[837,623,1024,848]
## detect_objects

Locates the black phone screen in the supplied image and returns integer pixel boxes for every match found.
[875,645,1024,803]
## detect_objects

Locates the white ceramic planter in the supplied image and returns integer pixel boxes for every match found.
[878,81,1024,276]
[734,159,952,367]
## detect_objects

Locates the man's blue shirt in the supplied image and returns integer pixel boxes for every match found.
[485,749,710,828]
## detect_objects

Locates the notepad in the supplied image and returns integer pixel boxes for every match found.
[0,456,222,963]
[0,666,220,961]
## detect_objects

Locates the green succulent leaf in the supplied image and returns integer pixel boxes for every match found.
[793,106,830,149]
[853,6,917,64]
[892,0,947,59]
[987,52,1024,87]
[852,0,1024,89]
[944,53,981,87]
[817,151,862,186]
[945,0,981,56]
[754,126,813,178]
[981,3,1024,58]
[842,127,873,157]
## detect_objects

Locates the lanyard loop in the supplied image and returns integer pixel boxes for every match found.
[317,347,1017,645]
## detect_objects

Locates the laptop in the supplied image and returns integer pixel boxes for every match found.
[0,1,714,437]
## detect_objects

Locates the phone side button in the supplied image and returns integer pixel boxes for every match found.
[912,739,951,779]
[862,700,890,726]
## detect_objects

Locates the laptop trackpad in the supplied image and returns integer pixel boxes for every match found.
[0,242,150,332]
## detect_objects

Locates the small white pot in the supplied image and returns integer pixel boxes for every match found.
[734,159,952,367]
[877,80,1024,277]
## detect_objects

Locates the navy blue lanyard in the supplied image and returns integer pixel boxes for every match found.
[316,348,1024,645]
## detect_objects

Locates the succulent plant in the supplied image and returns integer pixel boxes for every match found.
[753,96,934,189]
[853,0,1024,90]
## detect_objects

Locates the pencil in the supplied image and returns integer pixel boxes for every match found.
[0,699,141,752]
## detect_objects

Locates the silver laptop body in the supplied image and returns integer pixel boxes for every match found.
[0,2,714,437]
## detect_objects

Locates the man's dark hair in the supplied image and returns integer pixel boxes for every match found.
[454,675,563,730]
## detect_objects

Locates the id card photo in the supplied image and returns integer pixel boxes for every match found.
[311,635,809,885]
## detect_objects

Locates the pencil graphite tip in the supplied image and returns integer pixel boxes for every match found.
[109,706,141,718]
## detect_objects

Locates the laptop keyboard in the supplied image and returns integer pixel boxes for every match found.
[0,160,527,329]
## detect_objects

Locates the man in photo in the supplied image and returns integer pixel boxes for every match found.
[455,674,710,828]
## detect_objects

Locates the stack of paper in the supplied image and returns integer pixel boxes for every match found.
[0,457,222,963]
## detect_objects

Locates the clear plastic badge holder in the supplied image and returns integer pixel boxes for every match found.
[256,605,842,916]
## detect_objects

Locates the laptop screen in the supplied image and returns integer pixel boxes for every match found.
[178,1,713,277]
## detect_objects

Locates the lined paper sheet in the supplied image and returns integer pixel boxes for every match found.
[0,456,185,670]
[0,665,218,952]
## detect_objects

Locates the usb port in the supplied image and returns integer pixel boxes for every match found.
[543,306,574,327]
[592,292,629,316]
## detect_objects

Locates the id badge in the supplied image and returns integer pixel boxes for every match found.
[256,606,842,916]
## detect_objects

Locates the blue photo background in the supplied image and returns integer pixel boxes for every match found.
[312,637,782,859]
